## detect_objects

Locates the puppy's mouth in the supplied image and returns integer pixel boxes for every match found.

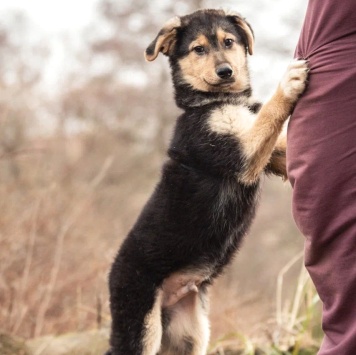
[203,78,235,88]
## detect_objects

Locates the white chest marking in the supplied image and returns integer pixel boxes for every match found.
[208,104,256,139]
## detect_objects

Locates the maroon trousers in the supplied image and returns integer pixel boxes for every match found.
[287,1,356,354]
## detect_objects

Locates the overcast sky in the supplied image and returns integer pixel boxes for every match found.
[0,0,99,34]
[0,0,307,35]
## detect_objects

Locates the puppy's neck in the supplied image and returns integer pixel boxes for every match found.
[173,82,252,110]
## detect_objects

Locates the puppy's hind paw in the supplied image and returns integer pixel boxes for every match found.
[280,59,309,102]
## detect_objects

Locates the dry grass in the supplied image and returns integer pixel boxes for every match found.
[0,132,159,338]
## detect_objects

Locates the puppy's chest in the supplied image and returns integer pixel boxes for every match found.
[207,104,256,138]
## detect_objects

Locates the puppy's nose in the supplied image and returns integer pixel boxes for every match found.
[216,64,233,79]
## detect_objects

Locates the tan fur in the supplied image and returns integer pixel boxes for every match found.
[239,87,293,184]
[216,28,226,43]
[268,134,287,180]
[145,16,181,61]
[190,34,210,50]
[239,57,309,184]
[178,28,250,93]
[142,290,163,355]
[159,270,211,354]
[219,30,250,91]
[234,17,254,55]
[160,291,210,355]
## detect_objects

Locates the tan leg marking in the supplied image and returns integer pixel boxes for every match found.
[160,291,210,355]
[238,87,293,184]
[266,134,288,180]
[240,61,308,184]
[142,290,163,355]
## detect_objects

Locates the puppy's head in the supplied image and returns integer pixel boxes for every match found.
[145,9,254,93]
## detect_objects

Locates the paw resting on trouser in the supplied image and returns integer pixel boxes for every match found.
[280,60,309,102]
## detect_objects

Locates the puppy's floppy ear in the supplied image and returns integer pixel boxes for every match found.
[227,12,254,55]
[145,16,181,61]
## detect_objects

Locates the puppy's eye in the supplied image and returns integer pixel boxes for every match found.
[193,46,205,54]
[224,38,234,48]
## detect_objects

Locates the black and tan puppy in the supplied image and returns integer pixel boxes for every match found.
[106,9,308,355]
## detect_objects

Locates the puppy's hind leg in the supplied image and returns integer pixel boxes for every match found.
[107,258,163,355]
[160,287,210,355]
[142,289,164,355]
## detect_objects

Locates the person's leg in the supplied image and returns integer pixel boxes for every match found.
[287,48,356,354]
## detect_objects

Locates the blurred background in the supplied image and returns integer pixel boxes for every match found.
[0,0,321,351]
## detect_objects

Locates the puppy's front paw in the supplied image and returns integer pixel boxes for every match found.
[280,60,309,102]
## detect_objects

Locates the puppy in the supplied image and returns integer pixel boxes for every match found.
[106,9,308,355]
